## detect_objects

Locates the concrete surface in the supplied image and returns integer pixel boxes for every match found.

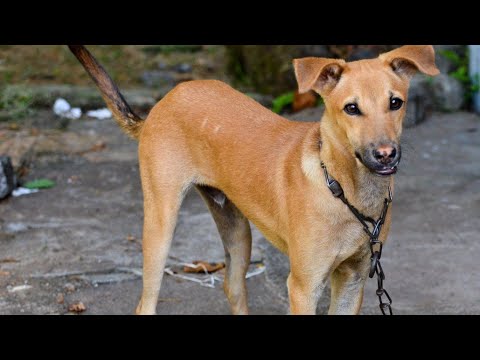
[0,108,479,315]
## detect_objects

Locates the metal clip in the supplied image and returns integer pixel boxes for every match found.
[321,162,344,198]
[370,251,380,278]
[327,179,344,198]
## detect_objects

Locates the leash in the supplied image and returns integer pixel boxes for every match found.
[321,161,393,315]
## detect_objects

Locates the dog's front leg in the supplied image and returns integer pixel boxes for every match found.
[328,250,370,315]
[287,256,334,315]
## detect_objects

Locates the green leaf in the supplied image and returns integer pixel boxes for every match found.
[439,49,462,66]
[23,179,56,189]
[272,92,294,114]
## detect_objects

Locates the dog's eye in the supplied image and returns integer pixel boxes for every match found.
[390,97,404,111]
[344,103,361,116]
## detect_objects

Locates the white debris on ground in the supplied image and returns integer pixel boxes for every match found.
[53,98,82,120]
[52,98,112,120]
[164,262,266,289]
[12,187,39,197]
[86,108,112,120]
[7,284,33,293]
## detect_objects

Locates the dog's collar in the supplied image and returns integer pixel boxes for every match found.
[320,161,394,315]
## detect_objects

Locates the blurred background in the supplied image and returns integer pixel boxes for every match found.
[0,45,478,315]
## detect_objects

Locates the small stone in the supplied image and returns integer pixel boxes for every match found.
[56,293,64,304]
[174,63,192,74]
[64,283,75,293]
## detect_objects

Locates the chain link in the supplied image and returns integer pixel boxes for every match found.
[321,162,393,315]
[365,194,393,315]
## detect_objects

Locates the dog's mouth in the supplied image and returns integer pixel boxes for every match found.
[374,166,398,176]
[355,151,399,177]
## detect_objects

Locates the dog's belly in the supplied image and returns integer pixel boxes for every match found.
[246,216,289,254]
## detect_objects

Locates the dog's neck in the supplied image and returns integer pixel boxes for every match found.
[318,114,391,213]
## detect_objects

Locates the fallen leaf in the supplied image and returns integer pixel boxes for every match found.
[0,257,20,263]
[126,234,136,242]
[56,293,64,304]
[29,128,40,136]
[68,302,86,313]
[8,123,20,131]
[292,90,317,113]
[0,271,10,276]
[183,261,225,274]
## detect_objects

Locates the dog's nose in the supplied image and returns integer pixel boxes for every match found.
[373,145,397,165]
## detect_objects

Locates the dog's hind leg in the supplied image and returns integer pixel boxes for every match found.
[196,185,252,315]
[135,153,192,315]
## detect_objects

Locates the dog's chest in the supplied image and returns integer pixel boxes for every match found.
[329,218,368,259]
[356,174,390,214]
[330,192,389,263]
[319,195,383,261]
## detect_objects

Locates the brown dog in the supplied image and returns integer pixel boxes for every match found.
[69,45,439,315]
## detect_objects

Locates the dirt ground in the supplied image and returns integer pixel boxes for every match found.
[0,107,479,315]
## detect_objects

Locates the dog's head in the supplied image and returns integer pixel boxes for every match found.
[293,45,439,176]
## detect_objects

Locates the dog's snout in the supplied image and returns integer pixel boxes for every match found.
[359,142,401,175]
[373,145,397,165]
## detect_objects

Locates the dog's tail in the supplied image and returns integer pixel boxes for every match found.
[68,45,144,139]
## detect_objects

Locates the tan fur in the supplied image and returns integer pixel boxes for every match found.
[69,45,439,315]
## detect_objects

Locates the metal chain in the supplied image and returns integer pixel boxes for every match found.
[321,162,393,315]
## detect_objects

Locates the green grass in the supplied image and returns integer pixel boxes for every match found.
[0,85,34,120]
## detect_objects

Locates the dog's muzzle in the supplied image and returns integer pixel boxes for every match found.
[355,143,402,176]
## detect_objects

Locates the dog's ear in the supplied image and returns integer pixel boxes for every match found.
[293,57,346,96]
[379,45,440,79]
